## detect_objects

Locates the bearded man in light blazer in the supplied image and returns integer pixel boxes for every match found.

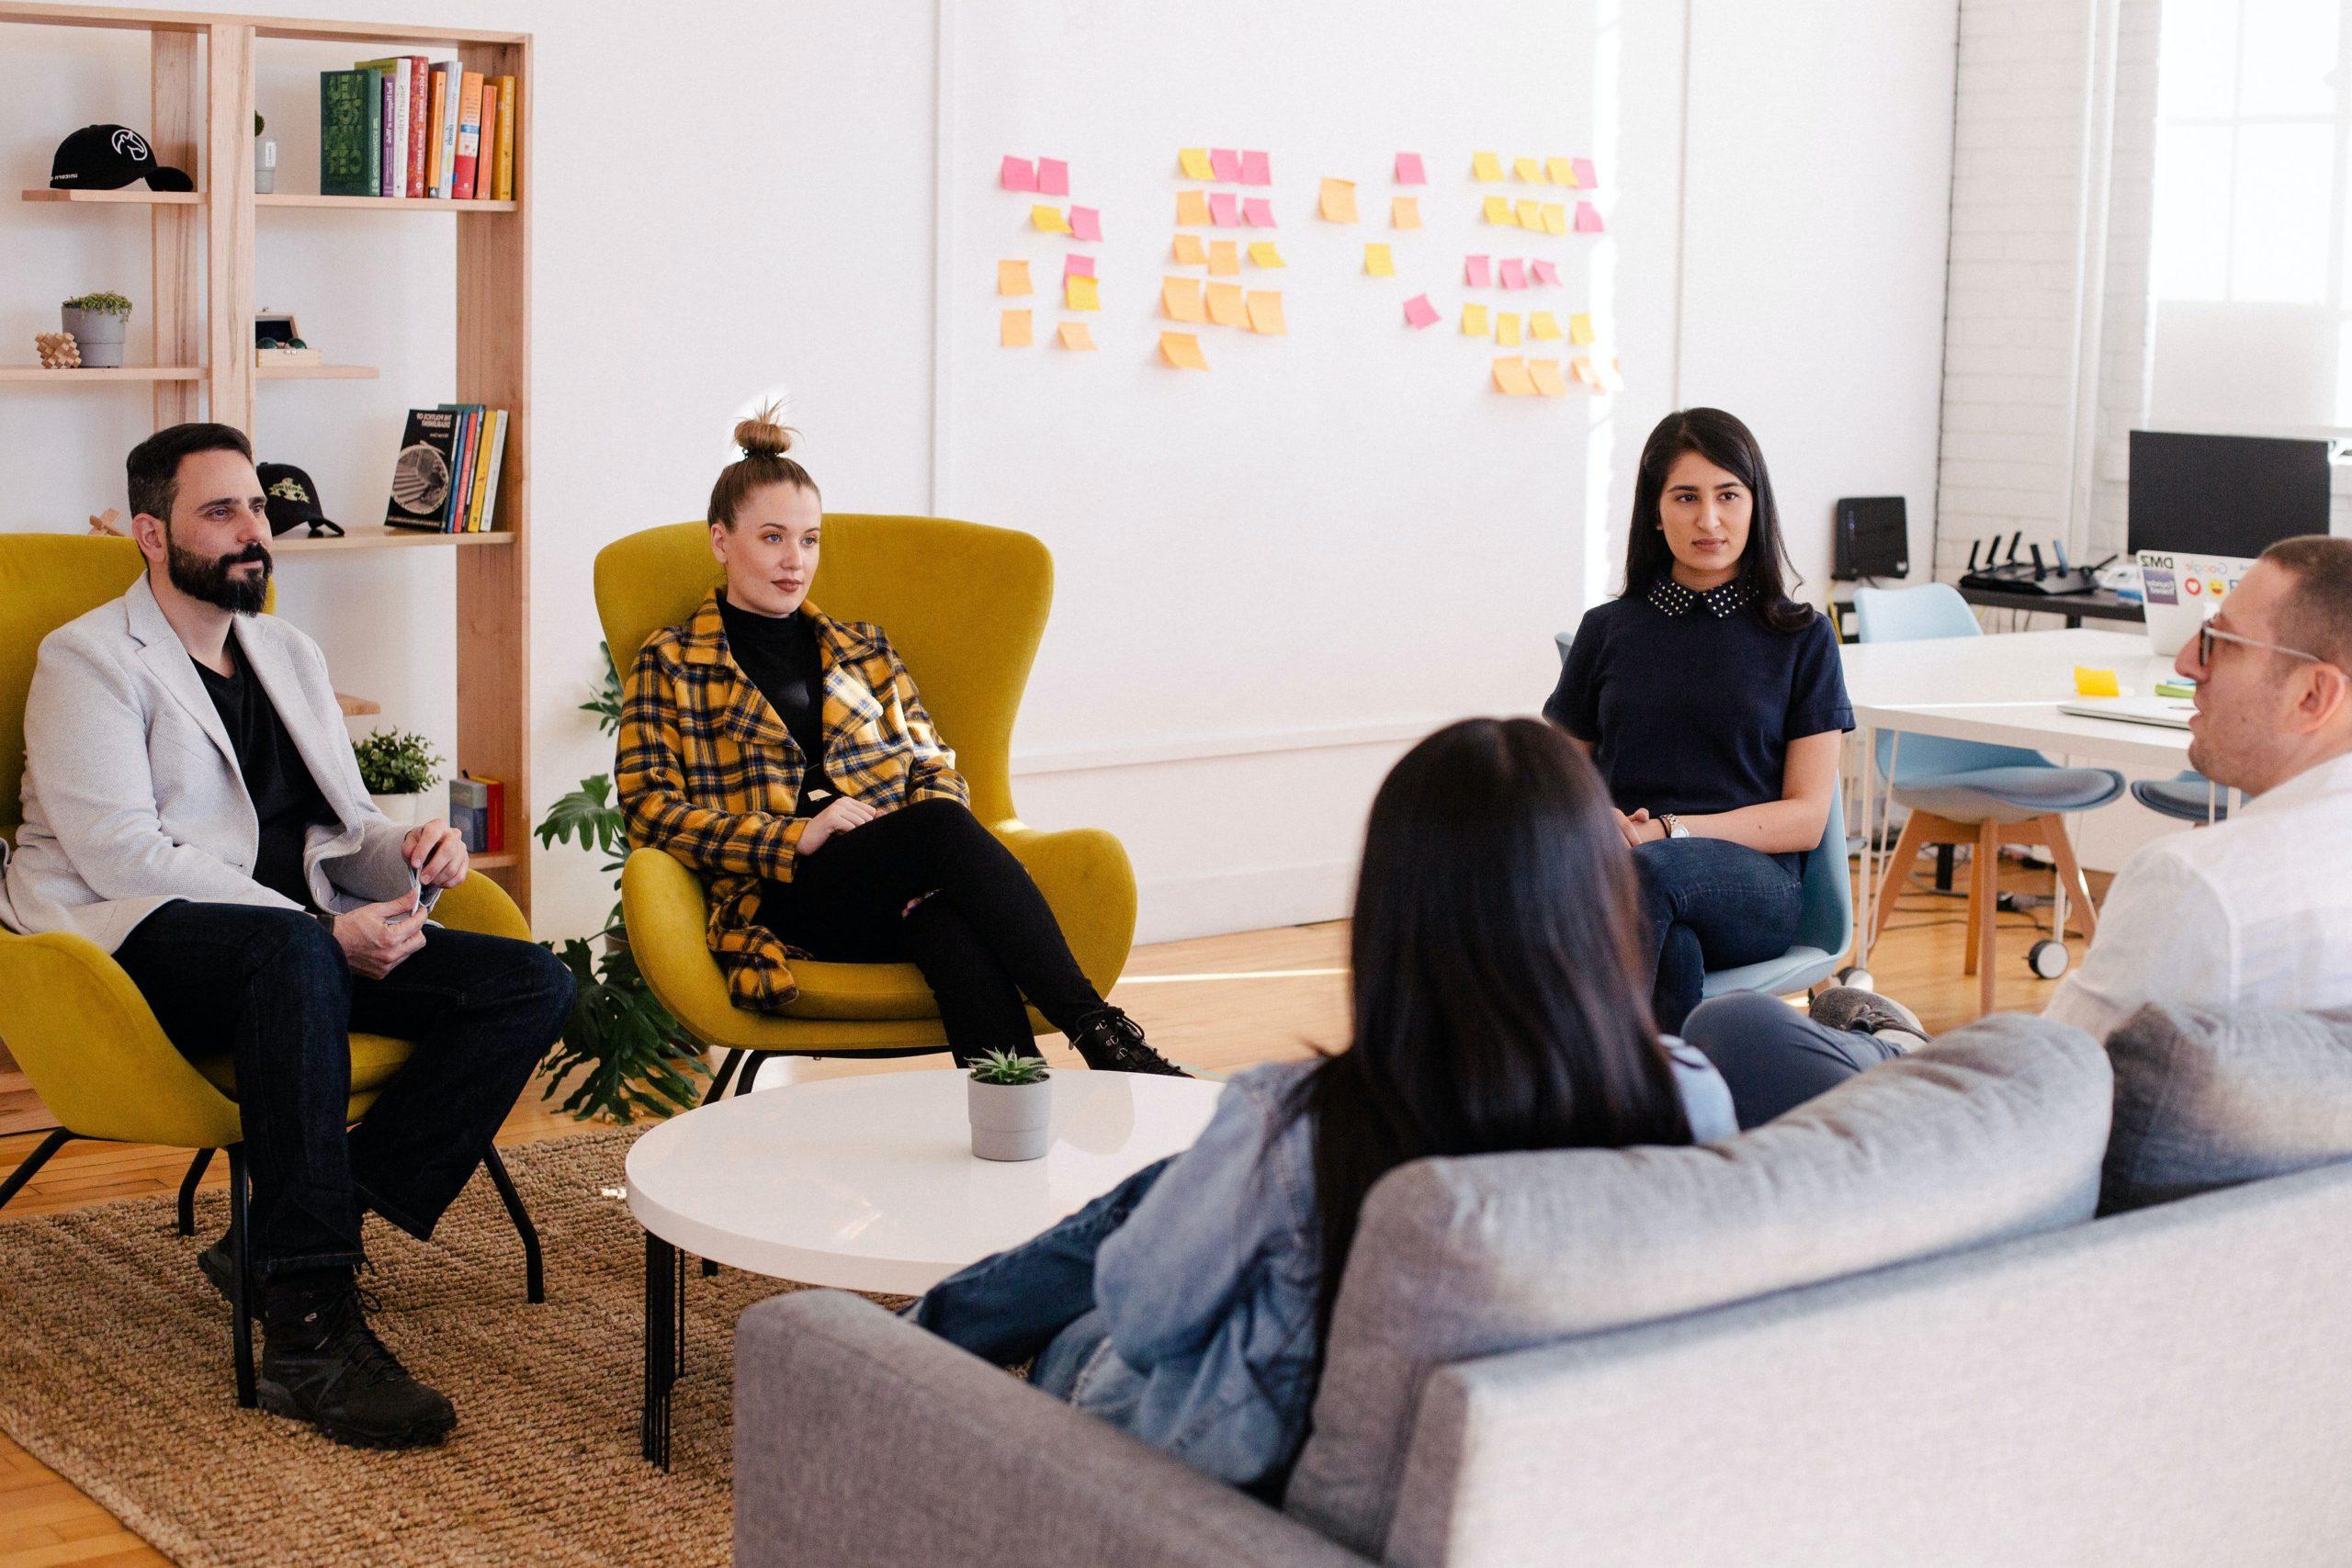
[0,423,572,1450]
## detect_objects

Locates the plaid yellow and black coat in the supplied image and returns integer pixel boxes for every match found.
[616,591,968,1010]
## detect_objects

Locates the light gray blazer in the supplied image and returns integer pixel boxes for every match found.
[0,575,415,953]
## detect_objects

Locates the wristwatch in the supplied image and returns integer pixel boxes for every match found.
[1659,813,1690,840]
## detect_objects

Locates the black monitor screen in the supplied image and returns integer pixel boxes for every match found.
[2129,430,2331,558]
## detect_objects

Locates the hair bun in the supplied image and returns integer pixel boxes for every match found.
[732,400,797,459]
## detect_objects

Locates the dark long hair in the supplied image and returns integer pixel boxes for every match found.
[1623,407,1815,634]
[1302,717,1696,1332]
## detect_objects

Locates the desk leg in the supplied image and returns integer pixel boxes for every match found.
[642,1232,683,1469]
[1854,725,1877,969]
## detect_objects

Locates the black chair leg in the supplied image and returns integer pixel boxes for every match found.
[701,1048,744,1107]
[481,1146,545,1304]
[0,1129,74,1213]
[734,1053,766,1097]
[176,1147,215,1236]
[226,1144,257,1409]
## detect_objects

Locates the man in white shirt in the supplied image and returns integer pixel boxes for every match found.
[1685,535,2352,1127]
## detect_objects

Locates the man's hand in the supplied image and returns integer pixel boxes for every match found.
[332,890,428,979]
[797,795,877,855]
[402,818,469,888]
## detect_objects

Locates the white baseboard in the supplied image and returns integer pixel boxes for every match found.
[1132,858,1358,945]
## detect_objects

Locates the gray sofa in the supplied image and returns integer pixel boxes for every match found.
[734,1008,2352,1566]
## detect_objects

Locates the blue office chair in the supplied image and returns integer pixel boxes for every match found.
[2132,770,2229,824]
[1855,583,2124,1014]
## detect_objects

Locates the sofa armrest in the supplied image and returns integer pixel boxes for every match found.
[735,1291,1371,1568]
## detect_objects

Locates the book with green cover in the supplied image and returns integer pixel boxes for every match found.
[320,69,379,197]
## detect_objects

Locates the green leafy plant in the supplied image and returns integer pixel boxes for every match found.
[968,1049,1050,1086]
[254,111,266,135]
[533,642,707,1122]
[352,728,444,795]
[62,291,132,317]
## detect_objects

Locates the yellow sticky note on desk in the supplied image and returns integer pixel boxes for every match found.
[1179,147,1215,179]
[1204,280,1247,326]
[997,259,1032,297]
[1245,289,1286,334]
[1065,274,1100,310]
[2073,666,2121,697]
[1363,242,1395,276]
[1472,151,1505,182]
[1162,276,1206,323]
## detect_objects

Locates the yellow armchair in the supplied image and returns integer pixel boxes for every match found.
[593,517,1137,1091]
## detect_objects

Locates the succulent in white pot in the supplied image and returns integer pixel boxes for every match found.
[967,1049,1053,1162]
[60,292,132,368]
[353,728,444,825]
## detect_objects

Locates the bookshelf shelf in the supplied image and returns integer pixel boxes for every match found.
[255,363,379,379]
[20,186,202,205]
[471,852,519,870]
[272,524,514,553]
[257,193,515,211]
[0,365,201,381]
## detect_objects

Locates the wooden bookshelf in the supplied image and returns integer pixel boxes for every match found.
[0,3,536,923]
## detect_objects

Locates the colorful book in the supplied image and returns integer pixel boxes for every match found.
[423,64,448,195]
[437,403,480,534]
[355,57,410,197]
[464,405,498,530]
[447,776,491,852]
[475,408,509,531]
[492,74,517,200]
[452,71,484,199]
[386,409,460,529]
[404,55,430,197]
[374,69,394,195]
[477,82,498,199]
[481,775,506,852]
[435,62,462,197]
[318,70,377,197]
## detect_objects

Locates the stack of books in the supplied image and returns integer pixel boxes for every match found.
[320,58,518,200]
[386,405,510,532]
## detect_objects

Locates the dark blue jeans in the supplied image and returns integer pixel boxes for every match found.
[1681,991,1907,1128]
[1632,839,1804,1032]
[111,900,575,1279]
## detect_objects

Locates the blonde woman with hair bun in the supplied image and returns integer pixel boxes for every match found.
[613,406,1186,1076]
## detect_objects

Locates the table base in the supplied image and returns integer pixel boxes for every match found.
[642,1232,684,1468]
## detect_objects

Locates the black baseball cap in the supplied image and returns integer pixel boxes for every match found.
[259,463,344,537]
[49,125,195,193]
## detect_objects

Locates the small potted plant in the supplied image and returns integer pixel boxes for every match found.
[967,1048,1054,1162]
[253,111,277,195]
[352,728,445,824]
[60,292,132,368]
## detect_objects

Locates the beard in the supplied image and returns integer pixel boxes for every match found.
[166,536,271,614]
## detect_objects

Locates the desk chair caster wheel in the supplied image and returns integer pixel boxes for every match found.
[2027,940,2070,980]
[1834,964,1875,992]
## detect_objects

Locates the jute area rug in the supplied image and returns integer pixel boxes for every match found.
[0,1127,889,1566]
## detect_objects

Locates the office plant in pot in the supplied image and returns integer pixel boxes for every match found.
[353,728,442,824]
[60,291,131,368]
[967,1049,1053,1162]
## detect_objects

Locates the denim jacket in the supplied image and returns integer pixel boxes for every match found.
[1079,1043,1736,1491]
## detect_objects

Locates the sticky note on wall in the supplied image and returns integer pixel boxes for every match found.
[1513,156,1543,183]
[1498,258,1527,289]
[1001,309,1032,347]
[1248,242,1285,267]
[1162,276,1207,322]
[1179,148,1214,179]
[1159,331,1208,369]
[1064,253,1095,278]
[1205,280,1247,326]
[1031,204,1069,232]
[1391,196,1420,229]
[1403,293,1440,329]
[1208,193,1240,226]
[1492,356,1536,395]
[1464,254,1491,287]
[1462,302,1490,336]
[1472,151,1504,182]
[1065,275,1100,310]
[1542,203,1568,235]
[1211,148,1243,182]
[1035,157,1069,196]
[1573,157,1599,189]
[1496,311,1522,346]
[1240,150,1272,185]
[1001,156,1036,192]
[1395,152,1427,184]
[1057,321,1096,350]
[1177,190,1212,226]
[1483,197,1512,224]
[1208,240,1240,275]
[1575,201,1603,233]
[1546,156,1577,186]
[1515,198,1544,230]
[1529,310,1561,340]
[997,259,1032,296]
[1245,290,1286,334]
[1529,358,1568,396]
[1242,197,1277,227]
[1069,206,1102,242]
[1172,233,1207,265]
[1318,177,1358,222]
[1364,243,1395,276]
[1568,312,1594,344]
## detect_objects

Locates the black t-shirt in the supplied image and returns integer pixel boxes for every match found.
[193,633,334,906]
[717,593,839,816]
[1544,581,1853,874]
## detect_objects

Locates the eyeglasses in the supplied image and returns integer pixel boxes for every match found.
[2195,622,2324,671]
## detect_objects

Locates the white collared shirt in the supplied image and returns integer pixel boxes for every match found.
[2044,749,2352,1040]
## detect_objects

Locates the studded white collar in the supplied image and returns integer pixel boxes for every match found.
[1647,577,1754,619]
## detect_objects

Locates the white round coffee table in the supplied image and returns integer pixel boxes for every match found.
[626,1067,1226,1464]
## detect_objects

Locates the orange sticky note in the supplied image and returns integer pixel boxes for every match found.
[1529,310,1562,341]
[1492,356,1536,396]
[1568,311,1595,344]
[1065,275,1100,310]
[1529,358,1569,396]
[1176,190,1212,227]
[1543,202,1569,235]
[1000,310,1033,347]
[1391,196,1421,230]
[1512,155,1544,183]
[1245,289,1287,335]
[1159,331,1208,369]
[1318,176,1358,222]
[1515,198,1544,230]
[1179,147,1215,179]
[1207,240,1240,276]
[1161,276,1206,323]
[1057,321,1096,351]
[1364,243,1395,276]
[1547,156,1577,186]
[1031,204,1069,233]
[2073,666,2121,697]
[1461,302,1490,337]
[1571,356,1600,387]
[1482,196,1512,224]
[997,259,1032,297]
[1472,151,1505,182]
[1172,233,1208,265]
[1496,311,1522,346]
[1247,241,1285,267]
[1205,281,1247,326]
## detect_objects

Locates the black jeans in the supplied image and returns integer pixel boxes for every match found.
[1631,838,1804,1033]
[1680,991,1908,1127]
[112,899,575,1279]
[756,797,1108,1064]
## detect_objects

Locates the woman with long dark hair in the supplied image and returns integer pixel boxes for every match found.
[1544,408,1853,1031]
[909,717,1734,1493]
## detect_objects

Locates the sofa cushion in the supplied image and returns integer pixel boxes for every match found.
[2101,1004,2352,1215]
[1283,1012,2112,1559]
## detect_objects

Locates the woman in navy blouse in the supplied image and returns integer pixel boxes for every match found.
[1545,408,1853,1031]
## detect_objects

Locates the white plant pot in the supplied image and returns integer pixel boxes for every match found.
[967,1075,1053,1162]
[369,791,421,825]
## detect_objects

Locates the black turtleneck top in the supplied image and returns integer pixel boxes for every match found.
[718,593,838,814]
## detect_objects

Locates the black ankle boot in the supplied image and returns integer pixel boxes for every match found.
[1071,1009,1191,1077]
[259,1268,457,1450]
[198,1230,259,1319]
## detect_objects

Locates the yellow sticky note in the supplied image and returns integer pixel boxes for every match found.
[1000,309,1033,347]
[1529,310,1562,341]
[997,259,1032,297]
[1513,156,1544,183]
[1516,198,1544,230]
[1172,233,1208,266]
[1247,242,1285,268]
[1057,321,1096,351]
[1529,358,1569,396]
[1461,302,1490,337]
[1205,281,1247,326]
[1542,202,1568,235]
[1496,311,1522,346]
[1472,151,1505,182]
[1364,243,1395,276]
[1391,196,1421,230]
[1065,275,1100,311]
[1031,204,1069,233]
[1161,276,1206,323]
[1319,176,1359,223]
[1547,156,1577,186]
[1492,356,1536,396]
[1245,289,1287,335]
[1208,240,1240,276]
[1159,331,1208,369]
[1483,196,1512,224]
[1176,190,1212,227]
[1179,147,1215,180]
[2073,666,2121,697]
[1568,312,1595,345]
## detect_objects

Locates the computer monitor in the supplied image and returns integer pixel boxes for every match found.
[2128,430,2330,558]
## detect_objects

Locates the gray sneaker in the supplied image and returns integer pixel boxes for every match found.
[1809,987,1929,1050]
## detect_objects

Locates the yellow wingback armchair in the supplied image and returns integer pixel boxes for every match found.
[593,516,1137,1091]
[0,536,545,1407]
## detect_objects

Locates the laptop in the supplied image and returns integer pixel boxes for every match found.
[2135,548,2254,658]
[2058,693,2196,730]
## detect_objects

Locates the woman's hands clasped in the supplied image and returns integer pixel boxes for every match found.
[797,795,877,854]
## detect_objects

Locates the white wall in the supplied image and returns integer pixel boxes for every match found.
[2,0,1958,945]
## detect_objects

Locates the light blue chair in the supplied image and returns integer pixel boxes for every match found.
[1855,583,2124,1013]
[2132,770,2229,823]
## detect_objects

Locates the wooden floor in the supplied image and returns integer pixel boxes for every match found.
[0,852,2101,1565]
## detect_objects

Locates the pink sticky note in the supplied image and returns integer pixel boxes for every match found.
[1035,157,1069,196]
[1403,293,1440,330]
[1208,193,1240,227]
[1531,259,1562,286]
[1210,148,1243,182]
[1573,157,1598,190]
[1064,253,1095,278]
[1395,152,1426,185]
[1242,197,1276,228]
[1069,205,1103,242]
[1498,258,1528,289]
[1000,155,1036,192]
[1464,254,1492,288]
[1239,150,1272,186]
[1574,200,1603,233]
